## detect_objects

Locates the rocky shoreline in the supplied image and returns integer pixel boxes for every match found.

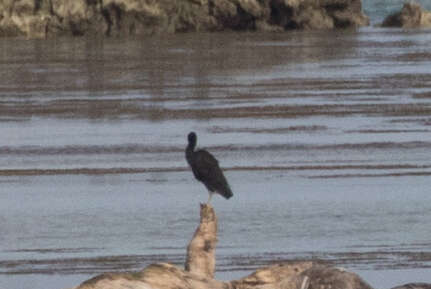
[1,0,370,38]
[2,1,431,38]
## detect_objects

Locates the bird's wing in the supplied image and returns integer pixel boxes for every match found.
[194,149,232,196]
[193,149,219,181]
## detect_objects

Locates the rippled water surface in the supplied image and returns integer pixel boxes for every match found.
[1,28,431,289]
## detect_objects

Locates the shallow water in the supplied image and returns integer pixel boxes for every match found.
[1,27,431,289]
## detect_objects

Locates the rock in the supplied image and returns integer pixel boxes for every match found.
[292,6,336,29]
[391,284,431,289]
[382,1,431,28]
[287,0,369,29]
[0,0,369,38]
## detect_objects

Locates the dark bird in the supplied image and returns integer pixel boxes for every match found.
[185,132,233,203]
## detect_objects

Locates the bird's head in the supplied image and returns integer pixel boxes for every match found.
[187,132,197,148]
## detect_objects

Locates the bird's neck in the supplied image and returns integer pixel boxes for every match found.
[185,143,195,164]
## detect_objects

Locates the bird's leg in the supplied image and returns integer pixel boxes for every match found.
[207,192,213,204]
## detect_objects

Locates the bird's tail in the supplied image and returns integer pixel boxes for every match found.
[221,185,233,199]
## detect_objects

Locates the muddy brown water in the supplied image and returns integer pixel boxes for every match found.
[1,28,431,289]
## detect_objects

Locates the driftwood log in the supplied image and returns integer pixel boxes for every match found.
[391,284,431,289]
[73,204,386,289]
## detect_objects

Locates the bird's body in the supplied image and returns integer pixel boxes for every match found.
[186,132,233,202]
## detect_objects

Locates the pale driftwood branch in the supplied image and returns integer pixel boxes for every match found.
[185,203,217,279]
[75,204,377,289]
[76,204,228,289]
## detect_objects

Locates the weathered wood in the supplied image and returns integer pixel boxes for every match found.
[391,284,431,289]
[185,203,217,279]
[75,204,229,289]
[77,262,229,289]
[74,204,378,289]
[300,264,373,289]
[232,261,313,289]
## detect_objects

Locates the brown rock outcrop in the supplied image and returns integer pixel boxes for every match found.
[0,0,369,38]
[72,204,374,289]
[382,1,431,28]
